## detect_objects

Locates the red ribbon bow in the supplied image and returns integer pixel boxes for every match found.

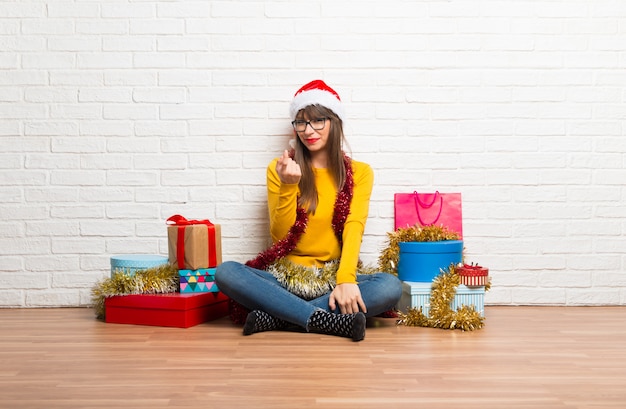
[166,214,214,227]
[166,215,217,270]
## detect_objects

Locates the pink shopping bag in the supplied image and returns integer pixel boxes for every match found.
[394,191,463,238]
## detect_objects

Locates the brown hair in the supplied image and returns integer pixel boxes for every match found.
[294,104,347,214]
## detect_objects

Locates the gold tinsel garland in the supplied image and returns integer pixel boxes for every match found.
[269,258,377,301]
[269,258,339,300]
[91,264,179,320]
[396,265,491,331]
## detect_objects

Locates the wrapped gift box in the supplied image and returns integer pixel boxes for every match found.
[397,281,485,317]
[167,215,222,270]
[105,292,229,328]
[110,254,169,278]
[458,265,489,287]
[397,240,463,282]
[179,268,219,293]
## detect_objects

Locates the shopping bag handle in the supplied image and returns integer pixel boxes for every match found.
[413,191,443,226]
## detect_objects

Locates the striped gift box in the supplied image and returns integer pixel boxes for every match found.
[397,281,485,317]
[458,265,489,287]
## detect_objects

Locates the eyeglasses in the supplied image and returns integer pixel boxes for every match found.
[291,118,328,132]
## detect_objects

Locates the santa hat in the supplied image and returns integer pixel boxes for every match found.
[289,80,345,121]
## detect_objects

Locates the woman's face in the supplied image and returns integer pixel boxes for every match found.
[294,112,331,153]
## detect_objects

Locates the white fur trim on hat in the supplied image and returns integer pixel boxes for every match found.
[290,85,345,121]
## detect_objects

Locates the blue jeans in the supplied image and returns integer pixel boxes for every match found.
[214,260,403,328]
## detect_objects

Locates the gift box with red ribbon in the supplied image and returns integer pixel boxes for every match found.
[179,268,219,294]
[105,292,229,328]
[167,215,222,270]
[457,263,489,287]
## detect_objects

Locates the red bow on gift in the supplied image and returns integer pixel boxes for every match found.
[166,215,217,270]
[166,214,215,227]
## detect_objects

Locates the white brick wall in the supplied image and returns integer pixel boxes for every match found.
[1,0,625,307]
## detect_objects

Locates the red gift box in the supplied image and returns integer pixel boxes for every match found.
[105,292,229,328]
[458,264,489,287]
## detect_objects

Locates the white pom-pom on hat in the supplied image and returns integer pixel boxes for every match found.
[289,79,344,121]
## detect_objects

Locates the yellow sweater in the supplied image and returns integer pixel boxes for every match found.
[266,158,374,285]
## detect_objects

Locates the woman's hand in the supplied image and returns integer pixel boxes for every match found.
[275,150,302,185]
[329,283,367,315]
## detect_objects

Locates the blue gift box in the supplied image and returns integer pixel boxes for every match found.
[397,281,485,317]
[178,268,219,293]
[110,254,169,278]
[397,241,464,282]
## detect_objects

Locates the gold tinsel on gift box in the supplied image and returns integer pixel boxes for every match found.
[396,264,490,331]
[91,264,179,320]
